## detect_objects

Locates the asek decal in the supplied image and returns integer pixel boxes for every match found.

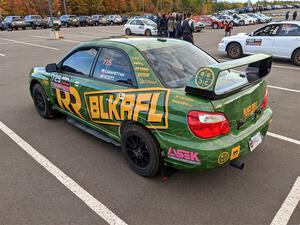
[84,88,170,129]
[195,68,215,89]
[230,146,240,160]
[218,152,229,164]
[243,101,258,118]
[167,148,201,165]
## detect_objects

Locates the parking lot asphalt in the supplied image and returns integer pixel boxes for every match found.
[0,19,299,225]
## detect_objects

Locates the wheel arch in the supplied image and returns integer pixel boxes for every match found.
[30,79,42,96]
[291,47,300,59]
[225,41,243,52]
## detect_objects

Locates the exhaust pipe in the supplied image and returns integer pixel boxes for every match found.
[230,159,244,170]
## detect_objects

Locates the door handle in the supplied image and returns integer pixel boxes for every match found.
[118,92,126,100]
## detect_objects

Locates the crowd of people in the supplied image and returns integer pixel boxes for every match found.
[156,12,195,44]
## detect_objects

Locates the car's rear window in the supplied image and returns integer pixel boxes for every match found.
[142,44,217,88]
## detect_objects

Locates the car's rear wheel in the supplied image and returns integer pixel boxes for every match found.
[125,28,131,35]
[145,29,151,36]
[213,23,218,29]
[31,23,37,29]
[292,49,300,66]
[121,123,160,177]
[239,20,245,26]
[227,42,243,59]
[32,83,55,119]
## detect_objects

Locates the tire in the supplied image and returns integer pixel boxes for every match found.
[32,83,55,119]
[31,23,36,29]
[292,49,300,66]
[227,42,243,59]
[121,123,160,177]
[95,21,99,26]
[125,28,131,35]
[239,20,245,26]
[110,21,114,26]
[213,23,218,29]
[22,27,26,30]
[145,29,151,36]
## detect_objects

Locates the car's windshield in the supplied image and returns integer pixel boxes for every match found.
[142,44,217,88]
[32,15,42,19]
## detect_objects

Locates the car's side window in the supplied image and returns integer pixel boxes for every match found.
[277,24,300,36]
[136,20,144,26]
[61,48,98,76]
[92,48,133,86]
[130,20,136,25]
[253,25,280,36]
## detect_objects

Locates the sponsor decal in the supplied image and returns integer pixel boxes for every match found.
[195,68,215,89]
[243,101,258,118]
[84,88,170,129]
[103,58,113,66]
[51,74,70,92]
[218,152,229,164]
[246,39,262,46]
[230,145,240,160]
[53,86,83,119]
[167,148,201,165]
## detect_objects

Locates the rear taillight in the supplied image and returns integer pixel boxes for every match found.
[187,111,230,139]
[260,88,268,110]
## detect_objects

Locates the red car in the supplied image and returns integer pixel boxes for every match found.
[193,15,224,29]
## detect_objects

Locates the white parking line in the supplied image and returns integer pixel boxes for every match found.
[0,121,127,225]
[270,177,300,225]
[30,35,80,43]
[267,132,300,146]
[64,34,99,39]
[0,53,5,57]
[81,31,122,36]
[0,38,59,51]
[268,85,300,93]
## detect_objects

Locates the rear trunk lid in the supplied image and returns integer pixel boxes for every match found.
[185,54,272,130]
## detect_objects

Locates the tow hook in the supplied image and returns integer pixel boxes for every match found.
[230,159,244,170]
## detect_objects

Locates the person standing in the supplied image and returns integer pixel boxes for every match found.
[156,13,162,37]
[286,11,290,21]
[167,14,176,38]
[293,11,298,21]
[224,20,233,36]
[181,12,194,44]
[160,14,167,37]
[175,15,183,39]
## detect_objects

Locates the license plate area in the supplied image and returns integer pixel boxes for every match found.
[249,132,262,151]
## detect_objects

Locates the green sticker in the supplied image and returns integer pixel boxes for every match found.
[195,68,215,89]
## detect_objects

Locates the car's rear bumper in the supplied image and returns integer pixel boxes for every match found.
[159,108,273,170]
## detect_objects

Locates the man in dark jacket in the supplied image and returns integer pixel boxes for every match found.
[181,12,194,44]
[175,15,183,39]
[293,11,297,21]
[160,14,167,37]
[156,13,162,36]
[286,11,290,20]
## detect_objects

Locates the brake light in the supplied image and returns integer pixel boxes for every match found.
[260,88,268,110]
[187,111,230,139]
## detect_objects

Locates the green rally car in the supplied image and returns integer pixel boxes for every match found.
[28,37,273,177]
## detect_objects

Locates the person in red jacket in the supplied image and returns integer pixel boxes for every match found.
[224,20,233,36]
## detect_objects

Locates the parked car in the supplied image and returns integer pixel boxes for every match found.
[195,16,224,29]
[24,15,47,29]
[193,20,205,32]
[60,15,79,27]
[47,17,62,28]
[219,21,300,66]
[124,18,157,36]
[3,16,26,30]
[241,14,258,24]
[248,13,267,23]
[0,19,5,31]
[232,14,250,26]
[92,15,108,26]
[107,15,123,25]
[215,15,235,26]
[78,16,94,26]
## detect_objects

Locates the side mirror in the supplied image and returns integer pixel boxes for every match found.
[45,63,58,73]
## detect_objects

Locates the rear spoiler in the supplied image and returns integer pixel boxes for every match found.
[185,54,272,100]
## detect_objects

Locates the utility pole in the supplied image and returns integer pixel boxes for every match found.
[63,0,67,15]
[48,0,54,27]
[142,0,145,13]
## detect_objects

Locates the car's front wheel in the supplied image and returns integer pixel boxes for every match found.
[145,29,151,36]
[213,23,218,29]
[227,42,243,59]
[121,123,160,177]
[32,83,55,119]
[125,28,131,35]
[292,49,300,66]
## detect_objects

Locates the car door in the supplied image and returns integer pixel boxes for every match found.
[272,24,300,58]
[135,20,145,34]
[51,47,99,120]
[244,24,279,54]
[129,20,138,33]
[77,47,137,135]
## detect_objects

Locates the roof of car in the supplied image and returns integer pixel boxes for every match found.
[79,37,190,51]
[269,21,300,25]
